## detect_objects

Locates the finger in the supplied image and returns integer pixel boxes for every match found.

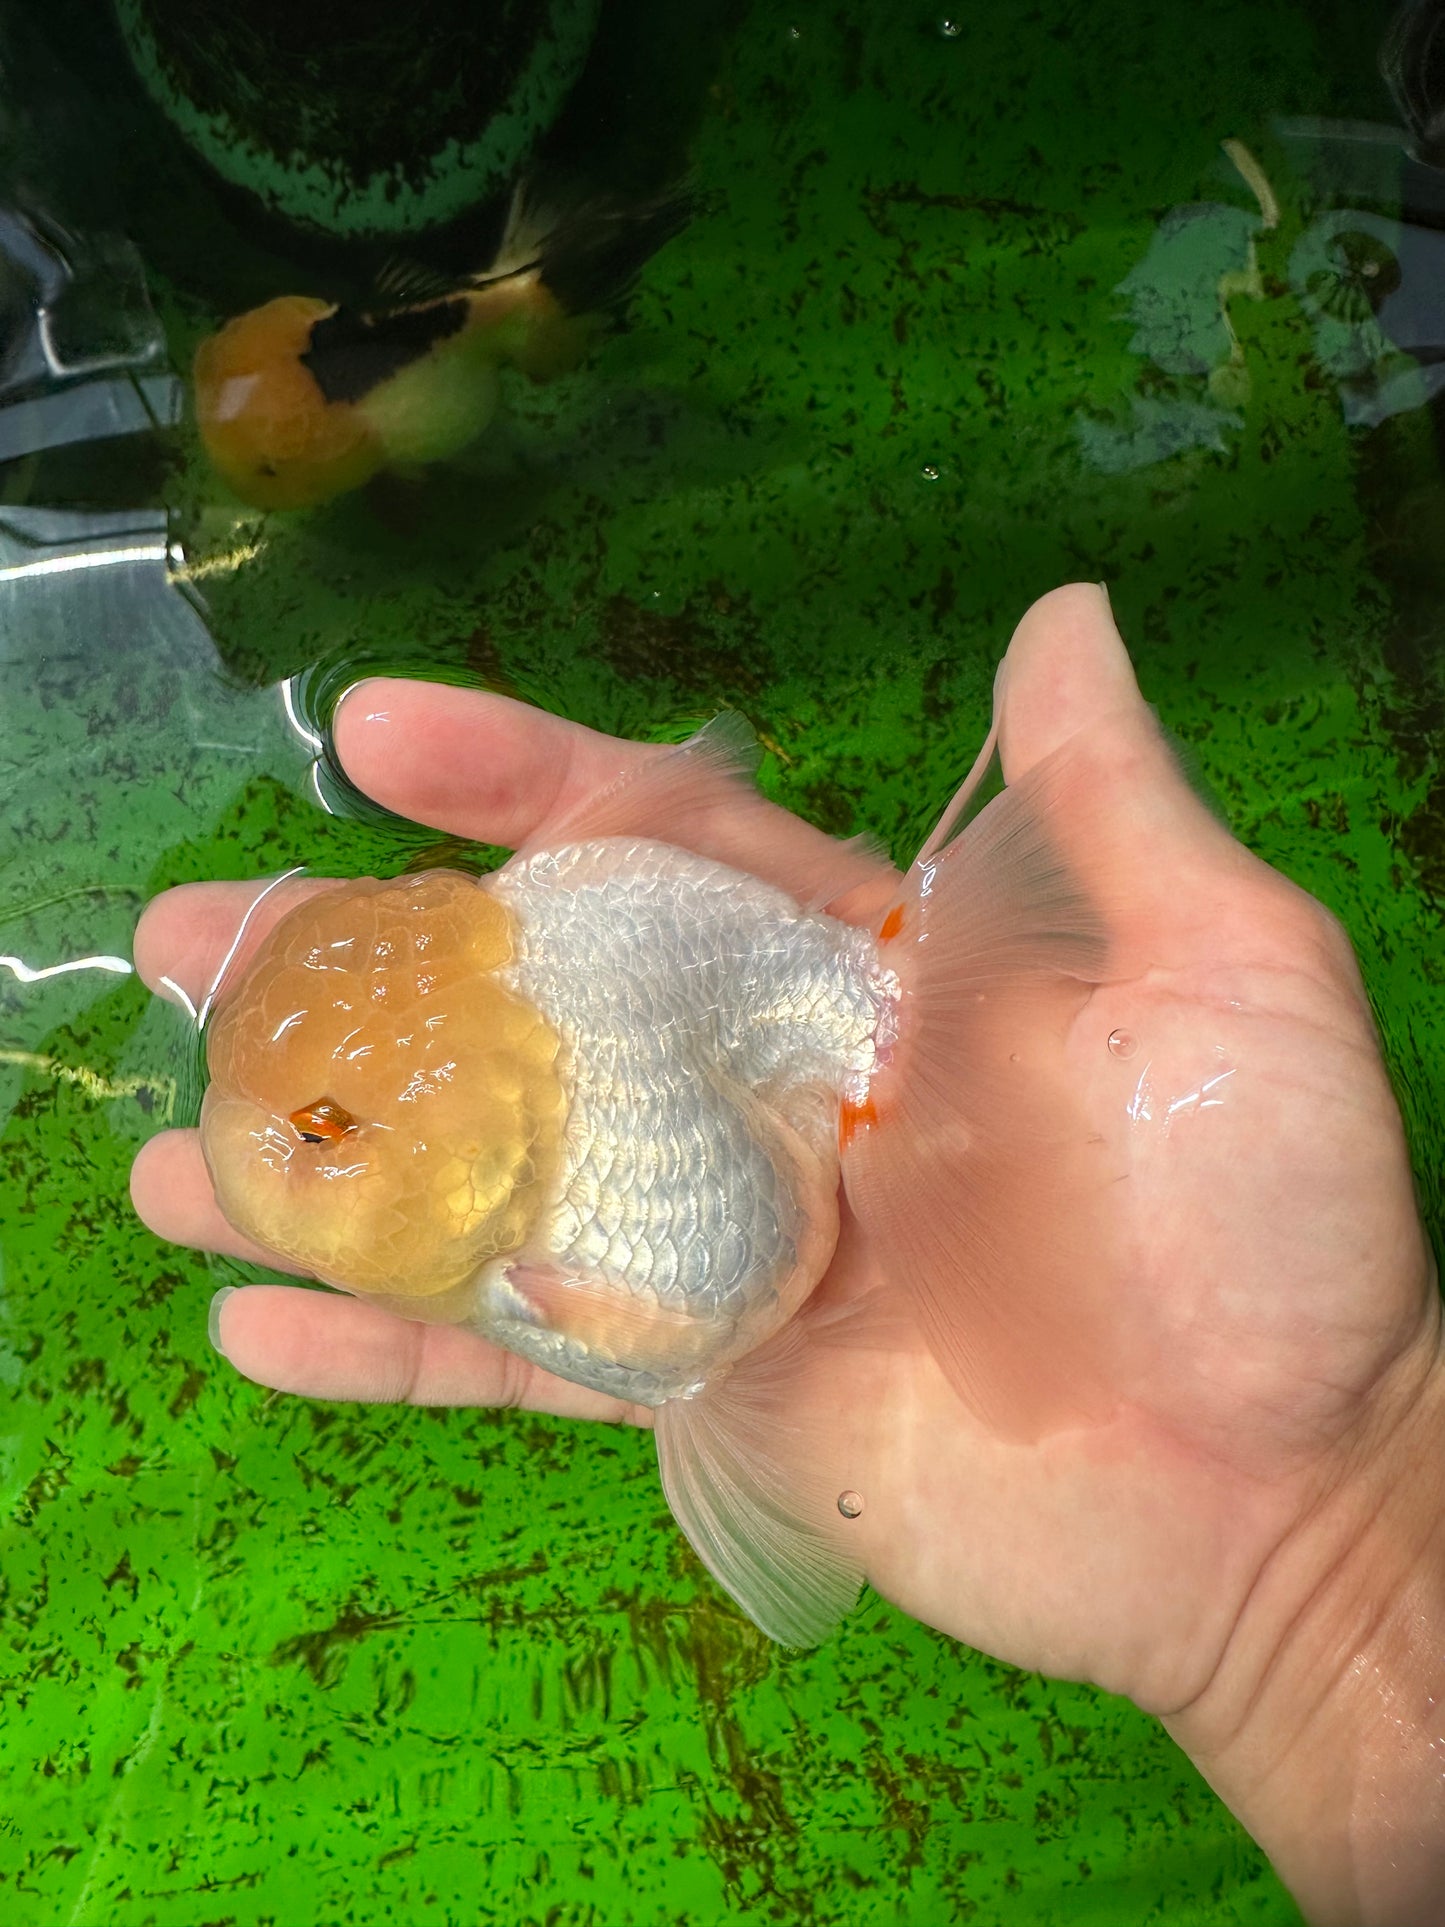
[332,680,879,899]
[995,582,1243,857]
[130,1130,310,1274]
[993,584,1318,971]
[994,583,1148,778]
[333,680,662,847]
[132,876,335,1009]
[210,1283,653,1425]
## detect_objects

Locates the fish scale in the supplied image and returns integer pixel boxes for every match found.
[478,837,887,1400]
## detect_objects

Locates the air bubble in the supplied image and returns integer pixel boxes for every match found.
[1107,1028,1138,1059]
[940,18,962,36]
[921,463,941,481]
[837,1489,864,1519]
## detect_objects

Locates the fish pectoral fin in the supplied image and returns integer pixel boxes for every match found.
[655,1322,866,1649]
[500,1259,706,1368]
[370,253,473,309]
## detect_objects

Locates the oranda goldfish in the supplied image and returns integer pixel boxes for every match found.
[193,186,683,510]
[199,718,1106,1644]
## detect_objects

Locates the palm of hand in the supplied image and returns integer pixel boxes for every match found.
[808,591,1436,1706]
[131,587,1437,1705]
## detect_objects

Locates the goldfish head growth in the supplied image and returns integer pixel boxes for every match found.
[193,296,385,510]
[200,871,567,1309]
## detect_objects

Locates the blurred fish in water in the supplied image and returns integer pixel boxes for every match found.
[192,181,687,510]
[197,716,1108,1644]
[1382,0,1445,168]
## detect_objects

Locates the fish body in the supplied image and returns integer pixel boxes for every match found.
[480,839,892,1406]
[204,841,891,1407]
[193,273,586,511]
[200,718,1108,1645]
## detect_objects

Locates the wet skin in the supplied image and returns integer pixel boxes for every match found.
[132,585,1442,1923]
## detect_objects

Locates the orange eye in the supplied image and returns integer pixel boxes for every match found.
[289,1099,358,1144]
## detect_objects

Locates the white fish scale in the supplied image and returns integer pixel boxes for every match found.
[487,839,883,1344]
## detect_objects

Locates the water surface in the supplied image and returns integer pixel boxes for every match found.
[1,2,1441,1922]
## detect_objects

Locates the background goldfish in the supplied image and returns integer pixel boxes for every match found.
[193,182,687,509]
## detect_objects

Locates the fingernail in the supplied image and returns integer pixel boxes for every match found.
[208,1286,235,1358]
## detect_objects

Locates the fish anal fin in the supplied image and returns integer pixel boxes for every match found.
[655,1320,867,1648]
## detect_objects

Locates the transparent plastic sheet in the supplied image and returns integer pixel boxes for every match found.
[0,65,334,1151]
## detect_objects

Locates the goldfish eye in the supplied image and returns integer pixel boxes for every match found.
[288,1098,358,1144]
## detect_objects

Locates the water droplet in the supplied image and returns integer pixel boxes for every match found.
[837,1489,864,1519]
[921,463,941,481]
[939,17,962,36]
[1107,1028,1138,1059]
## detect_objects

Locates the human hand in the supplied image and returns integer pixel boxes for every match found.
[131,584,1443,1923]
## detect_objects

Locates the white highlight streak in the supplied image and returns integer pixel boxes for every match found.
[158,975,199,1022]
[0,952,133,983]
[197,867,307,1030]
[0,544,168,584]
[281,676,324,752]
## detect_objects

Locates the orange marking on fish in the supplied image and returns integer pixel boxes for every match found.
[838,1093,879,1152]
[879,903,906,943]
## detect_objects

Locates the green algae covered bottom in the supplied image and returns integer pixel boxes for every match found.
[1,0,1442,1922]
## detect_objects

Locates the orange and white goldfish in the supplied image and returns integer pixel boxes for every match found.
[199,718,1106,1643]
[193,187,681,510]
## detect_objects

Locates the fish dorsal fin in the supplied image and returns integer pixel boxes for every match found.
[476,179,553,284]
[654,1317,867,1647]
[370,254,472,310]
[520,714,895,915]
[522,712,760,850]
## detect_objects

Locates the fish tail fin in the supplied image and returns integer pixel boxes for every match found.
[477,172,691,378]
[844,747,1124,1438]
[655,1318,867,1648]
[510,173,693,314]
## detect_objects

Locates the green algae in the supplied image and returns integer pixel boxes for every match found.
[1,1,1442,1923]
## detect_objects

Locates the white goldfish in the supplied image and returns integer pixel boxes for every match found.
[199,715,1106,1644]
